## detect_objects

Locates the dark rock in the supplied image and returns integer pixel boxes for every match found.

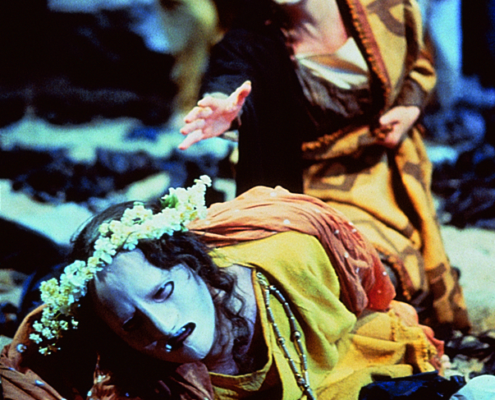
[0,217,68,275]
[0,3,177,127]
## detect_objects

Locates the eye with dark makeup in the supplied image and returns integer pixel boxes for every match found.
[122,282,174,333]
[153,282,174,302]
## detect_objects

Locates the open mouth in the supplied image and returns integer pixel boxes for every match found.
[166,322,196,352]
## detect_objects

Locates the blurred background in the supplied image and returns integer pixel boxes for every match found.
[0,0,494,376]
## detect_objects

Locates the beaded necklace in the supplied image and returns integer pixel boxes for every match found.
[256,272,316,400]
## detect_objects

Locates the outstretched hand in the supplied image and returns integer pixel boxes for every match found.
[377,106,421,148]
[179,81,252,150]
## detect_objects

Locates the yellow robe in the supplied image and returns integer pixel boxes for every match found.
[210,232,437,400]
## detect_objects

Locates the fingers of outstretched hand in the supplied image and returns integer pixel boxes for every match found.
[235,81,252,98]
[184,106,213,123]
[179,82,251,150]
[180,118,206,136]
[231,81,252,107]
[178,129,205,150]
[197,95,222,108]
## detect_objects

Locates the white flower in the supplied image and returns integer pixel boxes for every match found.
[94,249,114,265]
[59,321,69,331]
[87,256,102,272]
[122,234,139,251]
[29,333,43,344]
[197,175,212,186]
[33,321,44,332]
[98,222,110,236]
[42,327,55,340]
[121,203,152,225]
[60,262,87,293]
[94,237,116,257]
[40,279,60,305]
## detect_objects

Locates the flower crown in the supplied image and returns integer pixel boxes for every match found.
[30,175,212,355]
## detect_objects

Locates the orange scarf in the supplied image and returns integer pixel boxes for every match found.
[190,185,395,314]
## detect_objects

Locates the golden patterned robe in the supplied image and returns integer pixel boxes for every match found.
[301,0,469,330]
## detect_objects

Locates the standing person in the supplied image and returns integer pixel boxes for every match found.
[0,177,448,399]
[179,0,470,333]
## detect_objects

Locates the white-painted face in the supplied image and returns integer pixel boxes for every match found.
[92,249,217,363]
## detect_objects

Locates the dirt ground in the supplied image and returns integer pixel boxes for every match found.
[441,226,495,334]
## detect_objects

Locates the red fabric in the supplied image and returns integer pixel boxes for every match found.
[190,185,396,314]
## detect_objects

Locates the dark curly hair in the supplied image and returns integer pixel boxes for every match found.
[70,199,252,372]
